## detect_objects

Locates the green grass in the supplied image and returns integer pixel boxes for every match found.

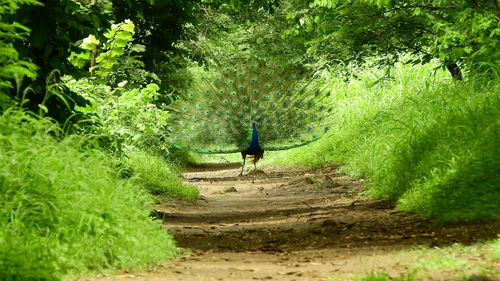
[350,272,417,281]
[122,148,199,199]
[267,59,500,223]
[0,109,178,280]
[328,237,499,281]
[408,238,500,274]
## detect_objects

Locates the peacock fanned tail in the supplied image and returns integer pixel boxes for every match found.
[168,63,333,154]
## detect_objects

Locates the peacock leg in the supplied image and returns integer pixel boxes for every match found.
[253,152,263,171]
[240,152,247,176]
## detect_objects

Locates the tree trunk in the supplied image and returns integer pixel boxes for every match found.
[90,45,98,77]
[446,63,463,80]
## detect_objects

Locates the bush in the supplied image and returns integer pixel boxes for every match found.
[0,110,177,280]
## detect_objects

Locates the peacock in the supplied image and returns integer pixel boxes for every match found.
[168,63,333,175]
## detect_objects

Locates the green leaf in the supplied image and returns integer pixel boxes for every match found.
[117,81,128,87]
[130,44,146,53]
[80,35,100,51]
[38,104,48,114]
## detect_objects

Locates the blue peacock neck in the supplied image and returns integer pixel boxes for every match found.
[246,124,263,155]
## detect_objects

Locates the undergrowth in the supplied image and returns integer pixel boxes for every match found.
[267,59,500,223]
[123,148,199,199]
[0,109,178,280]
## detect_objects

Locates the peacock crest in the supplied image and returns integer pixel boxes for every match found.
[168,63,333,163]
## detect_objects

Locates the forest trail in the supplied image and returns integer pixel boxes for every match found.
[86,164,499,281]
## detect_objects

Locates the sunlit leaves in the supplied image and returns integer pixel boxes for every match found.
[97,20,135,76]
[65,20,169,152]
[66,74,170,150]
[68,35,100,68]
[81,34,100,50]
[309,0,339,8]
[69,20,136,69]
[68,19,154,85]
[130,44,146,53]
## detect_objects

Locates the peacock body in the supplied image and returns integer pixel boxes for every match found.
[168,63,333,173]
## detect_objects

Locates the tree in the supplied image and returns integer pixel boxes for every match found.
[285,0,500,79]
[175,2,309,69]
[111,0,199,69]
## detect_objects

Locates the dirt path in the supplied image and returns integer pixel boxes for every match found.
[88,164,499,281]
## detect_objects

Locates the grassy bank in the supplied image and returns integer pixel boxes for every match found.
[267,60,500,223]
[0,110,182,280]
[122,148,199,199]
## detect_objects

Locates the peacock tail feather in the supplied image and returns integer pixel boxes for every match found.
[168,63,333,154]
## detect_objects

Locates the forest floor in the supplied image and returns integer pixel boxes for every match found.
[85,163,499,281]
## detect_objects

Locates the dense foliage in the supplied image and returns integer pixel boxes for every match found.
[0,1,197,280]
[177,5,307,67]
[0,0,40,109]
[0,110,178,280]
[268,59,499,222]
[285,0,499,78]
[3,0,199,122]
[0,0,498,279]
[66,20,170,151]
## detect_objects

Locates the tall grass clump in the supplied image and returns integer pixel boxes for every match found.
[0,109,178,281]
[122,148,199,199]
[268,59,499,223]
